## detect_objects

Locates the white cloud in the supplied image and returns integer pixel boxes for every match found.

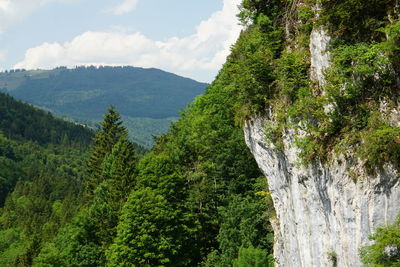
[107,0,138,15]
[0,0,75,33]
[14,0,242,82]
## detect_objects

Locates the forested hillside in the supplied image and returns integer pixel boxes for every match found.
[0,91,94,201]
[24,43,276,265]
[0,92,94,265]
[0,66,207,147]
[0,92,92,146]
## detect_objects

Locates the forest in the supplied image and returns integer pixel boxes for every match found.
[1,0,400,266]
[0,90,274,266]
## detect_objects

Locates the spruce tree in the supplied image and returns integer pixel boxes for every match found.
[101,139,138,207]
[34,109,138,266]
[86,106,127,197]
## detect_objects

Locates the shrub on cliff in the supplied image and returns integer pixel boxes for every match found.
[360,216,400,266]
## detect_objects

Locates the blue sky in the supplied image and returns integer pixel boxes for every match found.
[0,0,242,82]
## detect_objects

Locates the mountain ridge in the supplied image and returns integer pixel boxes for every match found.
[0,66,208,147]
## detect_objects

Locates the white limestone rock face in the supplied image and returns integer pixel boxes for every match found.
[310,26,331,88]
[243,22,400,267]
[244,117,400,267]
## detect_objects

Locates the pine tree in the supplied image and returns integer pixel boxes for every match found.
[34,109,139,266]
[86,106,128,197]
[101,139,138,208]
[86,139,138,247]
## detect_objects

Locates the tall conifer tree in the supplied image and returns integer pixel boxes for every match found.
[86,106,128,196]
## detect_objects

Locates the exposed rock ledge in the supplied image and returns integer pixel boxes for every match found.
[244,116,400,266]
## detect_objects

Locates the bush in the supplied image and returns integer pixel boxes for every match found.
[233,246,274,267]
[360,215,400,266]
[359,125,400,171]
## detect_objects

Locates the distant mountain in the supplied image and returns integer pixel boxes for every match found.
[0,66,208,147]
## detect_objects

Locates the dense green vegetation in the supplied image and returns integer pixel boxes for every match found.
[234,1,400,266]
[0,93,94,265]
[0,66,207,147]
[0,74,274,266]
[0,14,277,262]
[0,91,93,205]
[28,88,273,266]
[360,216,400,266]
[0,2,278,263]
[0,92,92,147]
[226,0,400,172]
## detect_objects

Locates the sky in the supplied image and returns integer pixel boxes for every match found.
[0,0,243,82]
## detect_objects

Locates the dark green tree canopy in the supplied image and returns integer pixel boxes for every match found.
[86,106,129,195]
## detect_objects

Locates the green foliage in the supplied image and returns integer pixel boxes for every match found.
[263,121,281,148]
[100,21,276,264]
[101,139,138,207]
[33,213,106,267]
[224,22,283,124]
[35,108,139,266]
[107,187,197,267]
[238,0,282,26]
[272,24,400,168]
[327,251,338,266]
[274,50,310,104]
[263,50,317,158]
[316,40,400,168]
[326,43,396,104]
[232,1,400,174]
[0,147,88,265]
[360,215,400,266]
[122,116,177,148]
[233,246,274,267]
[4,2,400,266]
[359,125,400,171]
[319,0,395,42]
[86,106,129,196]
[0,94,93,265]
[0,228,29,267]
[0,4,280,266]
[215,192,274,266]
[0,91,92,147]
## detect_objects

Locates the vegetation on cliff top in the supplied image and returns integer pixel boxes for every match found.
[230,0,400,172]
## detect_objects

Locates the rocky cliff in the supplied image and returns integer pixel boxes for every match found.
[245,117,400,266]
[244,6,400,266]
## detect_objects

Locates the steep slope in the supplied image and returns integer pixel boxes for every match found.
[238,1,400,266]
[0,93,96,265]
[0,66,207,147]
[0,92,92,146]
[0,91,94,201]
